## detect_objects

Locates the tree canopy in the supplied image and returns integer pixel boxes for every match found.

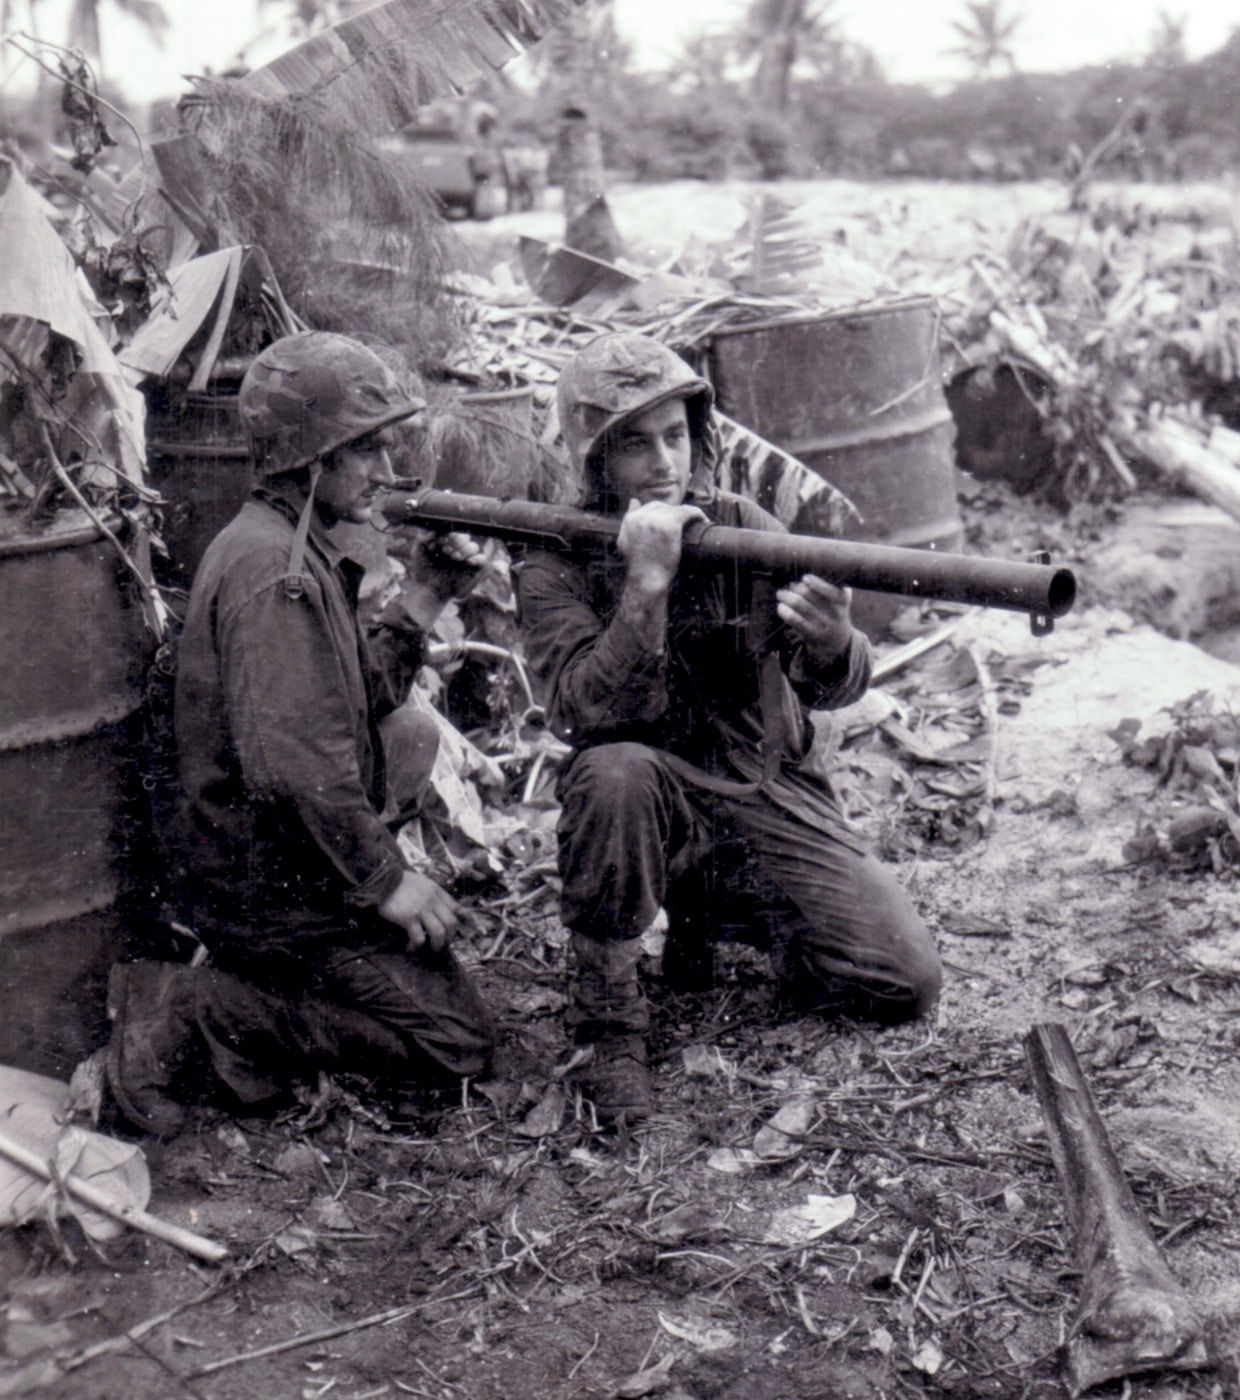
[947,0,1022,79]
[487,0,1240,185]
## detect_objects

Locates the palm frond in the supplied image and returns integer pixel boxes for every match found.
[735,195,823,294]
[177,81,461,363]
[236,0,590,131]
[111,0,588,370]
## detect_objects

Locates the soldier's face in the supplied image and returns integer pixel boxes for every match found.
[600,397,693,509]
[318,426,397,524]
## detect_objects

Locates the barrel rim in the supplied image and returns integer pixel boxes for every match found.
[0,884,118,938]
[0,695,145,752]
[1048,567,1077,618]
[147,441,252,459]
[0,514,119,560]
[707,294,939,342]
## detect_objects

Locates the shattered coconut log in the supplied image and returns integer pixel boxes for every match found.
[1116,413,1240,528]
[1024,1022,1210,1396]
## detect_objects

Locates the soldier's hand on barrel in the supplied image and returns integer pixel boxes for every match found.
[379,870,459,953]
[616,499,705,593]
[434,529,487,566]
[415,529,489,600]
[777,574,854,666]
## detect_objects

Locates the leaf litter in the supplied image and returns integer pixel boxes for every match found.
[8,165,1240,1398]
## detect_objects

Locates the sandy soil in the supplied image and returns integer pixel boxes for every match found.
[4,483,1240,1400]
[6,180,1240,1400]
[455,175,1238,298]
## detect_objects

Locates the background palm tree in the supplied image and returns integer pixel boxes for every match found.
[948,0,1022,79]
[740,0,840,114]
[1147,9,1188,68]
[266,0,338,37]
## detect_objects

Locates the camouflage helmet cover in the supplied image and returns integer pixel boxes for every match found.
[239,331,425,477]
[557,332,714,486]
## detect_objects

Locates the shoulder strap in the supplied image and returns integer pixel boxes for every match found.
[282,463,322,600]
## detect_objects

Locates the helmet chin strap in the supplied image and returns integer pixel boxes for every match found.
[283,461,323,600]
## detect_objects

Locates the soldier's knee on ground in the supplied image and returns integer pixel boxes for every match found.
[782,853,942,1025]
[105,961,205,1138]
[321,943,497,1081]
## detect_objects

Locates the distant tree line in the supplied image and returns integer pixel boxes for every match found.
[491,2,1240,186]
[1,0,1238,189]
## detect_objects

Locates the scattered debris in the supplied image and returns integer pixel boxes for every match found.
[5,10,1240,1398]
[1109,691,1240,873]
[759,1193,857,1247]
[0,1066,226,1265]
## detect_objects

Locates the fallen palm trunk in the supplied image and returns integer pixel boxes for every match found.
[1116,413,1240,527]
[1024,1022,1209,1395]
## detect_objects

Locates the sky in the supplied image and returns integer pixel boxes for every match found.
[615,0,1236,87]
[1,0,1237,106]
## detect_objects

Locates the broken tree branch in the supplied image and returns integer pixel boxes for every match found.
[0,1126,228,1265]
[40,423,168,641]
[1115,413,1240,527]
[1024,1022,1210,1396]
[191,1286,478,1377]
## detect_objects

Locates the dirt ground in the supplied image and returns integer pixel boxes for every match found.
[7,178,1240,1400]
[4,481,1240,1400]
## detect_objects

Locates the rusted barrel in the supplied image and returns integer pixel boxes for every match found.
[707,296,962,633]
[144,370,253,591]
[146,374,543,587]
[0,518,151,1073]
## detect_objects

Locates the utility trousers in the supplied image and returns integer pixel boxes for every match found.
[557,742,941,1037]
[109,705,495,1121]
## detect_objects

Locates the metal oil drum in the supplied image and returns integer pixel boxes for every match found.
[707,296,962,634]
[143,365,253,592]
[145,373,542,589]
[0,518,151,1073]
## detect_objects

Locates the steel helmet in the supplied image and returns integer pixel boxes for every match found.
[239,331,425,477]
[557,332,714,481]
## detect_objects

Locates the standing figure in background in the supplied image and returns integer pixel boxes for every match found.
[517,331,940,1125]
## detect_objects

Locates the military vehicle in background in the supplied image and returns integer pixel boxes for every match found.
[380,98,548,220]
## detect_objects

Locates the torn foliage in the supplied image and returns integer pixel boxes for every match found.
[812,634,997,856]
[0,159,148,512]
[1109,690,1240,874]
[58,53,116,176]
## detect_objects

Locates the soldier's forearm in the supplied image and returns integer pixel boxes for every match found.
[616,573,670,654]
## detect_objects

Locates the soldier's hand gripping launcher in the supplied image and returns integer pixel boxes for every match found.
[381,487,1076,635]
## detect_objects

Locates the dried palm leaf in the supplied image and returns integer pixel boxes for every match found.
[169,1,587,364]
[234,0,590,130]
[732,194,823,295]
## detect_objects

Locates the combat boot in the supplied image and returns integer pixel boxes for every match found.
[104,962,202,1138]
[580,1033,652,1123]
[569,933,652,1124]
